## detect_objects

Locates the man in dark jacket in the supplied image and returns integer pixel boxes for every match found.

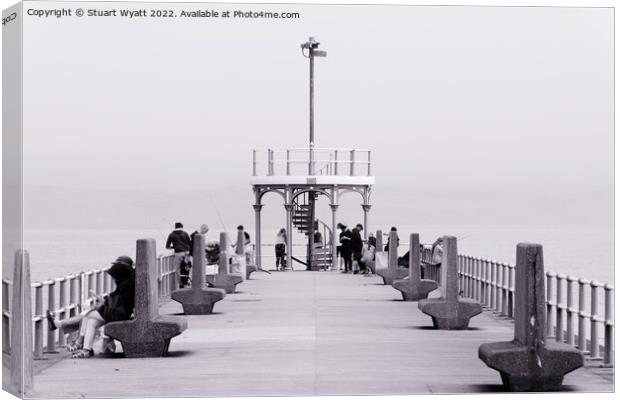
[338,223,353,273]
[351,224,364,274]
[166,222,192,287]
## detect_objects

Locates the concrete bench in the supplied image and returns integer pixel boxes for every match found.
[392,233,438,301]
[418,236,482,329]
[171,233,226,314]
[105,239,187,357]
[478,243,584,391]
[376,230,408,285]
[206,233,243,294]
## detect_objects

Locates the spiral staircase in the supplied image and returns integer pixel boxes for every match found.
[292,192,333,270]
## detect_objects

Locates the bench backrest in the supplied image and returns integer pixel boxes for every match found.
[409,233,421,282]
[192,234,206,289]
[135,238,159,321]
[439,236,458,303]
[514,243,546,348]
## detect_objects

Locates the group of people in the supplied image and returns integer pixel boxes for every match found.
[166,222,252,287]
[336,223,397,274]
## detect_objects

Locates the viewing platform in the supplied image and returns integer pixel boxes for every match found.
[250,148,375,186]
[250,147,375,272]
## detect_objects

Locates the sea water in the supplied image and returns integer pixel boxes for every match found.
[11,225,613,286]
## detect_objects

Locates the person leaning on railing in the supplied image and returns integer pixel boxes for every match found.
[166,222,192,287]
[46,256,136,359]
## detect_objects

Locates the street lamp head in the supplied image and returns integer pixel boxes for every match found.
[301,36,321,50]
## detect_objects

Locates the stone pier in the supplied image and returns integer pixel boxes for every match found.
[478,243,584,391]
[392,233,438,301]
[418,236,482,329]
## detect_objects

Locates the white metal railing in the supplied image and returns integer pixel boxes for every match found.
[420,246,614,366]
[252,148,372,177]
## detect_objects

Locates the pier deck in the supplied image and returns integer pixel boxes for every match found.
[31,271,612,397]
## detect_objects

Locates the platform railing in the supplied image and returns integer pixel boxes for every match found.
[252,148,372,177]
[421,246,614,366]
[2,254,176,358]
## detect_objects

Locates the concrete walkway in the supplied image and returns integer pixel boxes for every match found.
[32,270,613,397]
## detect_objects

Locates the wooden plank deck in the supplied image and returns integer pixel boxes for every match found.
[31,270,613,397]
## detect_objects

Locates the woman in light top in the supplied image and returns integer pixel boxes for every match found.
[275,228,287,271]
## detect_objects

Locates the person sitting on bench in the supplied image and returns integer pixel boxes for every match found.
[47,256,136,358]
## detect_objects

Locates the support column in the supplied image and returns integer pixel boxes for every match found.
[362,204,371,240]
[253,204,263,269]
[284,203,294,270]
[330,204,339,271]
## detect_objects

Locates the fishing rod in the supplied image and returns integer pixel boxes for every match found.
[206,193,271,274]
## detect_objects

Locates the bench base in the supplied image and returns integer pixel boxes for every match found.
[105,315,187,358]
[171,287,226,315]
[392,278,438,301]
[418,297,482,329]
[246,265,258,280]
[376,267,409,285]
[206,273,243,294]
[478,340,584,391]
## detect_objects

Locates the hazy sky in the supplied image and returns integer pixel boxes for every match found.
[19,3,613,231]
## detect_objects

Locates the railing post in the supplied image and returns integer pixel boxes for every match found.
[507,265,514,318]
[34,284,43,359]
[2,280,10,353]
[489,261,496,310]
[367,151,371,176]
[88,273,94,307]
[58,278,67,347]
[578,278,587,352]
[46,281,57,353]
[476,259,483,303]
[97,270,104,295]
[69,276,77,319]
[604,284,614,365]
[484,260,491,307]
[103,270,110,295]
[590,281,600,359]
[268,149,274,176]
[465,257,472,297]
[334,150,339,175]
[495,262,502,314]
[566,277,576,347]
[556,275,564,342]
[546,273,555,338]
[481,260,488,307]
[169,256,176,295]
[501,264,508,316]
[286,150,291,176]
[349,150,355,176]
[78,273,85,314]
[157,257,163,299]
[252,149,257,176]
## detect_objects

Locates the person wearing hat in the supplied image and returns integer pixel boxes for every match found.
[46,256,136,358]
[384,226,400,252]
[166,222,192,286]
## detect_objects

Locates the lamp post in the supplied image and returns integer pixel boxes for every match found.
[301,37,326,176]
[301,37,326,270]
